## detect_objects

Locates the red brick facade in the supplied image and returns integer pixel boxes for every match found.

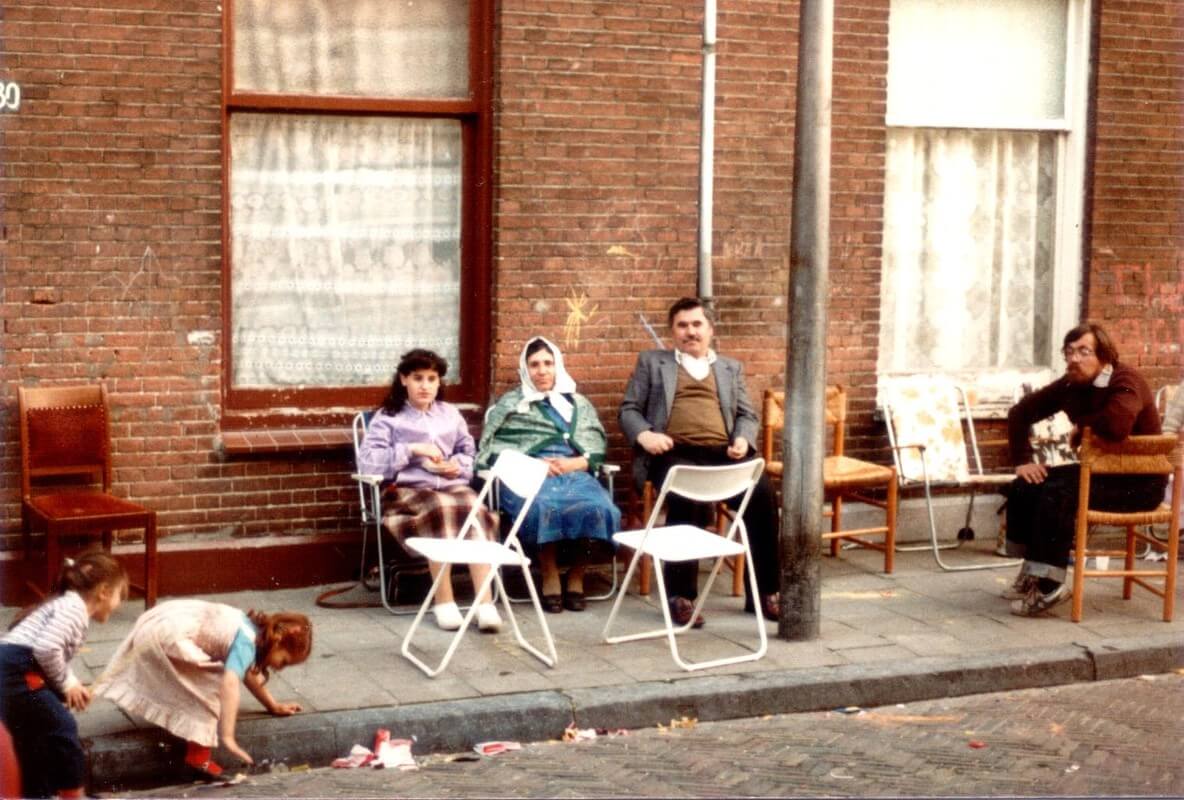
[1,1,1180,594]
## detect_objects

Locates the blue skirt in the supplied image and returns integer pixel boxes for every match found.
[499,470,620,551]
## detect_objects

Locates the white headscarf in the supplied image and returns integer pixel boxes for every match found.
[517,335,577,422]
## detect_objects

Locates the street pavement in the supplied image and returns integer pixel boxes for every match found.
[6,538,1182,792]
[121,674,1184,798]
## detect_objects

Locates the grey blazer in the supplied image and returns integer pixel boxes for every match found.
[618,349,760,490]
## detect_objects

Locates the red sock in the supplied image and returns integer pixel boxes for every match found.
[58,788,84,799]
[184,742,223,776]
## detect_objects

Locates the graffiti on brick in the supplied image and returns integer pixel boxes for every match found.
[563,289,598,350]
[0,81,20,112]
[1098,258,1184,359]
[89,245,181,315]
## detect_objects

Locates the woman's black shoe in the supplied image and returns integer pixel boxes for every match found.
[542,593,564,613]
[562,591,587,612]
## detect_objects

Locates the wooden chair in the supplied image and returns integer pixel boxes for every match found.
[763,386,897,573]
[1070,429,1182,623]
[18,385,157,607]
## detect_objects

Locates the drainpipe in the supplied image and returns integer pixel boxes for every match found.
[697,0,717,309]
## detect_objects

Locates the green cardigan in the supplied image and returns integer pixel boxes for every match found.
[477,388,608,472]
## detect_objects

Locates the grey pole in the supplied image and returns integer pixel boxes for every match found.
[780,0,832,641]
[697,0,718,308]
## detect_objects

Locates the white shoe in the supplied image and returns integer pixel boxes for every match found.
[432,602,463,631]
[476,603,502,633]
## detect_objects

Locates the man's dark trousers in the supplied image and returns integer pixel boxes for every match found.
[1005,463,1166,578]
[646,443,780,607]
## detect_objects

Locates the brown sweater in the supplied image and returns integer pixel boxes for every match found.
[1007,362,1161,465]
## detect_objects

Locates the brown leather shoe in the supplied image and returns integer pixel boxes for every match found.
[760,593,780,621]
[668,596,705,629]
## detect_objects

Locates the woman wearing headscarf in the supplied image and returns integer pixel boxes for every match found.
[478,336,621,613]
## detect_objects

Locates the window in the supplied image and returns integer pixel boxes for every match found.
[878,0,1091,397]
[224,0,492,413]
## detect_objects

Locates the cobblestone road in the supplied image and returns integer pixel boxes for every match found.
[119,674,1184,798]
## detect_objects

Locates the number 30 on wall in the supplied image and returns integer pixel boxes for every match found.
[1,82,21,112]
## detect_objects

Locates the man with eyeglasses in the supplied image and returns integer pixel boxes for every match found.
[1002,323,1165,616]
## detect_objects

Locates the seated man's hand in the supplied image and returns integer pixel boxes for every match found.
[1015,463,1048,484]
[726,436,749,460]
[637,430,674,456]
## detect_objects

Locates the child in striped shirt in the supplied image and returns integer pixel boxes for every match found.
[0,550,128,798]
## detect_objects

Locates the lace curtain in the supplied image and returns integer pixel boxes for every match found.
[230,113,462,388]
[878,128,1057,374]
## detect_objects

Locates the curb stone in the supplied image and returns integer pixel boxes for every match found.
[85,636,1183,792]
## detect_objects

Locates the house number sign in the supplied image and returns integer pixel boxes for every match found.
[1,81,21,111]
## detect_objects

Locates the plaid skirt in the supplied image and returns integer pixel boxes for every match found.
[381,485,499,545]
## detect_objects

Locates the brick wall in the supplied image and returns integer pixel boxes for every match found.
[1087,0,1184,391]
[0,2,354,552]
[2,1,1180,558]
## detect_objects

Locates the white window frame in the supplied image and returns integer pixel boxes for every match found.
[878,0,1092,414]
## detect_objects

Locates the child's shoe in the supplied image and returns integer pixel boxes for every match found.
[184,742,225,782]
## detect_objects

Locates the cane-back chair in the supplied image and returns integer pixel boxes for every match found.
[763,386,897,573]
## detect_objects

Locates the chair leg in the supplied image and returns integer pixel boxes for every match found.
[497,565,557,667]
[919,481,1020,572]
[1164,516,1178,623]
[144,515,157,608]
[830,497,843,558]
[884,475,897,574]
[1071,517,1088,623]
[1123,525,1135,600]
[45,525,61,596]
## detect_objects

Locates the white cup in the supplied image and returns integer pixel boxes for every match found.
[1095,555,1110,571]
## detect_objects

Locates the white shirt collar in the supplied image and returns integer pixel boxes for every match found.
[1093,364,1113,388]
[675,348,717,381]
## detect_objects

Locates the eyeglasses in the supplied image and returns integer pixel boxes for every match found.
[1062,345,1095,361]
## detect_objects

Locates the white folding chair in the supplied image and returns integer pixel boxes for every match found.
[602,459,768,672]
[879,375,1021,572]
[401,449,557,678]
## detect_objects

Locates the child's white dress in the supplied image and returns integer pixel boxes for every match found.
[95,599,254,746]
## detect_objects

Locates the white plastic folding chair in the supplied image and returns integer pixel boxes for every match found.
[879,375,1021,572]
[602,459,768,672]
[400,449,557,678]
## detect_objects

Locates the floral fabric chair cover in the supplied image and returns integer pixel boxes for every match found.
[879,374,973,485]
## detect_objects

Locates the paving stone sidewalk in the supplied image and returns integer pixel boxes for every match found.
[6,543,1181,790]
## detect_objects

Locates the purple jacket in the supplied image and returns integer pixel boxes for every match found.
[357,401,476,491]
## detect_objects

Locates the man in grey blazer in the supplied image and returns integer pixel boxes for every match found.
[619,297,781,626]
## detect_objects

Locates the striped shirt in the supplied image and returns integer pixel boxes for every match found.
[1,591,88,692]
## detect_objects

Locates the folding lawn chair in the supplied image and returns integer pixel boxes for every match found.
[602,459,768,672]
[879,374,1021,572]
[401,449,557,677]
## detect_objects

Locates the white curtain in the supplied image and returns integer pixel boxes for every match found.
[879,128,1057,373]
[230,113,462,388]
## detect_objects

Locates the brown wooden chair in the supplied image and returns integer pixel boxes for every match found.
[763,386,897,573]
[18,384,158,607]
[1070,429,1182,623]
